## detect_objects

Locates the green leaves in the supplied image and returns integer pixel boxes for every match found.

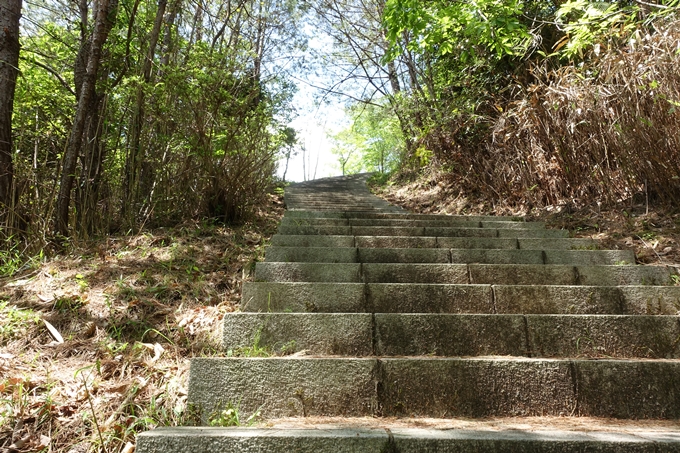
[382,0,533,62]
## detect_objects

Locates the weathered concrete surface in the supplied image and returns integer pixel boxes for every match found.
[470,264,579,285]
[357,248,451,263]
[379,358,576,417]
[361,263,470,284]
[255,262,362,283]
[241,282,365,312]
[494,286,624,314]
[436,237,519,249]
[188,357,680,420]
[223,313,373,356]
[470,264,677,286]
[355,236,439,248]
[367,284,494,313]
[276,225,353,236]
[518,238,598,250]
[280,217,350,226]
[574,360,680,418]
[137,426,680,453]
[480,221,546,229]
[449,249,544,264]
[544,250,635,265]
[283,209,524,222]
[620,286,680,314]
[270,235,355,248]
[526,315,680,358]
[496,228,569,238]
[265,246,359,263]
[375,314,527,356]
[576,265,677,286]
[188,358,379,421]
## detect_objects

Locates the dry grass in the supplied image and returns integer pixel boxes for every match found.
[373,170,680,267]
[414,19,680,211]
[0,194,284,453]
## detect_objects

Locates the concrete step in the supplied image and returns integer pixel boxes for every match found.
[271,234,598,250]
[263,246,634,265]
[223,312,680,358]
[254,262,677,285]
[186,357,680,420]
[276,225,570,238]
[241,282,680,314]
[280,217,547,229]
[283,210,524,222]
[137,425,680,452]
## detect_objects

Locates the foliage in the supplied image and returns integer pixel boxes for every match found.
[6,0,303,252]
[330,102,404,175]
[383,0,533,61]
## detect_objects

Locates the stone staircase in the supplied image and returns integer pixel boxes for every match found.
[138,174,680,452]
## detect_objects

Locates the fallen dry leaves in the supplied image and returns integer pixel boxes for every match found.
[0,193,284,453]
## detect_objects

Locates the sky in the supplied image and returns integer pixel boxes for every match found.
[276,24,351,183]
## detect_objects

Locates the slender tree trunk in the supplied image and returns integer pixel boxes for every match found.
[0,0,22,218]
[122,0,167,226]
[56,0,118,236]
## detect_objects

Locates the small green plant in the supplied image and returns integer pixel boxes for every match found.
[54,295,86,312]
[0,302,40,344]
[226,327,270,357]
[209,402,261,427]
[74,273,89,291]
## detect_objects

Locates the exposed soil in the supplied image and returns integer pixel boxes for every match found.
[0,194,284,453]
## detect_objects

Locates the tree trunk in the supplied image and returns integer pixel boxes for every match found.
[0,0,22,218]
[55,0,118,236]
[122,0,167,227]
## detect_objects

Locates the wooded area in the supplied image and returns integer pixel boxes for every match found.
[1,0,302,259]
[1,0,680,264]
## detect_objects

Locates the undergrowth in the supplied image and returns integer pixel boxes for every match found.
[0,193,284,453]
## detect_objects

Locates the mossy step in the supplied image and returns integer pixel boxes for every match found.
[280,217,546,229]
[241,282,680,315]
[137,426,680,453]
[271,234,598,250]
[276,225,570,238]
[263,246,633,265]
[222,312,680,358]
[284,210,524,222]
[253,262,677,286]
[187,357,680,420]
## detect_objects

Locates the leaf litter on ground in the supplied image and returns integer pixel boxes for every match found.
[0,193,284,453]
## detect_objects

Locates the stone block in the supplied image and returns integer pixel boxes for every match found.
[358,248,450,263]
[518,238,598,250]
[362,264,469,284]
[469,264,577,285]
[379,358,575,417]
[367,284,494,313]
[621,286,680,315]
[449,249,544,264]
[375,314,527,356]
[494,286,623,314]
[526,314,680,358]
[188,358,378,420]
[574,360,680,418]
[544,250,635,265]
[355,236,438,248]
[223,313,373,356]
[241,282,365,313]
[271,235,355,248]
[436,237,518,249]
[265,247,358,263]
[254,263,362,283]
